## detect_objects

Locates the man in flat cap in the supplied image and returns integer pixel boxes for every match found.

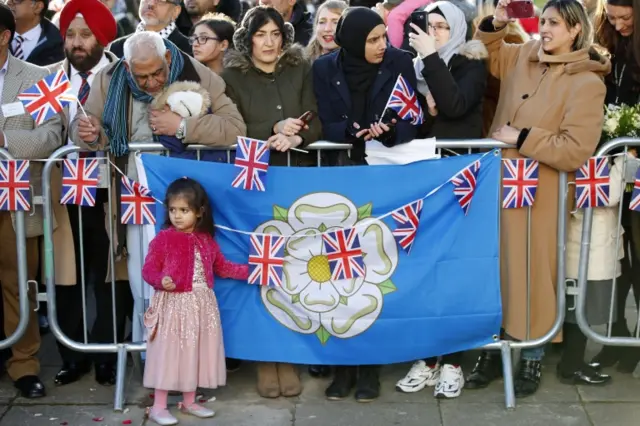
[51,0,131,387]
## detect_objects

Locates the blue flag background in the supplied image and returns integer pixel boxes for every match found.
[141,152,502,365]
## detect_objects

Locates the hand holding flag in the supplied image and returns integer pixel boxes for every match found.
[17,69,76,125]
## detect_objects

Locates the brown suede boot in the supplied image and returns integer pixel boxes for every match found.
[256,362,280,398]
[277,363,302,397]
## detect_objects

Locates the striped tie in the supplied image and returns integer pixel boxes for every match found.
[77,72,96,158]
[11,35,24,60]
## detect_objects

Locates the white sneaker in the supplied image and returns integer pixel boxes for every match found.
[396,360,441,393]
[434,364,464,399]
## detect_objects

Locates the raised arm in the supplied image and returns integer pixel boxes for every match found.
[474,16,527,81]
[387,0,434,47]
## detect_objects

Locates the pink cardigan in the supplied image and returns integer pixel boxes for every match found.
[387,0,434,48]
[142,228,249,292]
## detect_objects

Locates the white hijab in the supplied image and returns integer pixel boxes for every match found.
[414,1,468,96]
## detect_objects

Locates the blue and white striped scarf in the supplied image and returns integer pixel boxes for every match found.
[102,39,185,157]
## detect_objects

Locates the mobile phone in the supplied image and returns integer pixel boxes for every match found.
[410,11,428,32]
[506,0,534,19]
[298,111,316,126]
[379,108,398,126]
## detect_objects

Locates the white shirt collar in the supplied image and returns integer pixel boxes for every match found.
[17,24,42,41]
[70,54,111,78]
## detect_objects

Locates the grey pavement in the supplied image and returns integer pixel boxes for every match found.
[0,335,639,426]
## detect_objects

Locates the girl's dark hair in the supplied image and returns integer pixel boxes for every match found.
[163,177,215,236]
[595,0,640,80]
[192,12,237,45]
[233,6,295,55]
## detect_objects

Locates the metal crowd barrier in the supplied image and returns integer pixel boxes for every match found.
[37,139,568,411]
[0,148,31,350]
[576,137,640,348]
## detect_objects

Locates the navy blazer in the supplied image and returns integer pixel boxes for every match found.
[312,47,418,146]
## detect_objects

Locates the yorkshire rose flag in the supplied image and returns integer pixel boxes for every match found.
[140,152,501,364]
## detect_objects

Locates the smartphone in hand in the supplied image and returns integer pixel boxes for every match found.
[298,111,316,126]
[410,11,428,32]
[506,0,534,19]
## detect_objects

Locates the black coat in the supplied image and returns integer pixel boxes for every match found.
[418,40,488,140]
[291,2,313,46]
[108,28,193,59]
[24,19,64,67]
[313,47,419,162]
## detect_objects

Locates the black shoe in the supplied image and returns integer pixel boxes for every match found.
[54,361,91,386]
[226,358,242,373]
[465,351,502,389]
[95,363,116,386]
[308,365,331,378]
[557,364,611,385]
[14,375,46,399]
[617,347,640,374]
[354,366,380,403]
[514,360,541,398]
[325,366,356,401]
[591,322,631,368]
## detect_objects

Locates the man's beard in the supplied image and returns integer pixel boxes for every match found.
[66,44,105,73]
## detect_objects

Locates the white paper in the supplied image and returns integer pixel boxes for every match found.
[1,102,25,118]
[365,138,439,165]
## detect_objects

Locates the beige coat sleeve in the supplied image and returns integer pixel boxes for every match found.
[519,76,606,172]
[474,17,524,81]
[5,114,62,159]
[184,68,247,146]
[69,69,109,151]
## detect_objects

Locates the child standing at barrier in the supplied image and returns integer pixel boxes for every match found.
[141,177,249,425]
[560,154,631,385]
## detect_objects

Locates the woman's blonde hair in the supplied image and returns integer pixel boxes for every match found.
[543,0,594,51]
[306,0,349,61]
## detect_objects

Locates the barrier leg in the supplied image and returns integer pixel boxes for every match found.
[500,341,516,410]
[114,345,128,411]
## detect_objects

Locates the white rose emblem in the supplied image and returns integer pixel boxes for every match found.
[255,193,399,343]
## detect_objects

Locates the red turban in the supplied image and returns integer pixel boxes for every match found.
[59,0,118,47]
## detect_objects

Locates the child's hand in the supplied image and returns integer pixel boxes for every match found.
[162,276,176,291]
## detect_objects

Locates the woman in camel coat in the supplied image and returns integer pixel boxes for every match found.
[466,0,610,398]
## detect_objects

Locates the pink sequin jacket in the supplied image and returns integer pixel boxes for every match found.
[142,228,249,292]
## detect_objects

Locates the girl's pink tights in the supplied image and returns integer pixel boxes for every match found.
[153,389,197,410]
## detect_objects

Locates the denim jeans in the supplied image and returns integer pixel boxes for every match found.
[521,346,545,361]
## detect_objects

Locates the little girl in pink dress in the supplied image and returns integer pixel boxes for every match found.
[142,177,249,425]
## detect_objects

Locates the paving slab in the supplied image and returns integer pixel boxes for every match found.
[0,405,145,426]
[0,378,18,404]
[439,403,589,426]
[584,402,640,426]
[154,401,294,426]
[295,402,442,426]
[576,370,640,402]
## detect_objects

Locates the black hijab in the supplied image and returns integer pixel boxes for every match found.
[335,7,384,125]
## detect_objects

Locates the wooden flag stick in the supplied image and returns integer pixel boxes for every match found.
[59,64,90,119]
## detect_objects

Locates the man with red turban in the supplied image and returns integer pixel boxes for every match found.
[51,0,130,388]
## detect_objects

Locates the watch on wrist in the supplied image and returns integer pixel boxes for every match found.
[175,119,187,139]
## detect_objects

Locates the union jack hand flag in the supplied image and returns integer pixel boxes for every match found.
[450,160,480,216]
[385,75,424,125]
[502,158,539,209]
[0,160,30,211]
[120,176,156,225]
[630,168,640,212]
[392,199,424,253]
[323,228,365,281]
[60,159,100,206]
[17,69,76,125]
[248,234,285,287]
[576,157,610,209]
[232,137,270,191]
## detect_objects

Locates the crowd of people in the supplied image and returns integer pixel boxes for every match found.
[0,0,638,422]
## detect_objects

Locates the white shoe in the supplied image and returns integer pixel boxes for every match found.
[179,402,215,418]
[434,364,464,399]
[396,360,441,393]
[146,407,179,425]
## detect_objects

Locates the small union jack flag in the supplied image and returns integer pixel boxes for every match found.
[60,159,100,206]
[120,176,156,225]
[17,69,76,125]
[630,168,640,212]
[0,160,30,211]
[502,158,539,209]
[576,157,610,209]
[385,75,424,125]
[323,228,365,281]
[451,160,481,215]
[392,199,424,253]
[231,137,270,191]
[248,234,285,287]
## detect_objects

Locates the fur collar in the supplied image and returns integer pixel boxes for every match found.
[223,44,307,74]
[457,40,489,61]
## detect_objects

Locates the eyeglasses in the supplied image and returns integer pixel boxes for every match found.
[188,35,220,46]
[428,23,450,32]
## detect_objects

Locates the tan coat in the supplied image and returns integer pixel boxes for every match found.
[1,55,76,285]
[69,52,246,282]
[475,19,610,341]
